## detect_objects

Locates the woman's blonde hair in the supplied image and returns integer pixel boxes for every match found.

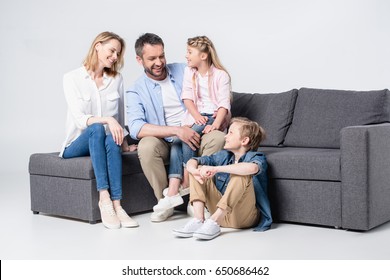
[187,35,231,80]
[231,117,266,151]
[83,31,125,77]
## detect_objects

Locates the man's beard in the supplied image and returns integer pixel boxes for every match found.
[144,65,167,80]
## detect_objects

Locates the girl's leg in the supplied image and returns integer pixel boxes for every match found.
[167,137,184,195]
[153,138,185,212]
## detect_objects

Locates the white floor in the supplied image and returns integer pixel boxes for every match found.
[1,172,390,260]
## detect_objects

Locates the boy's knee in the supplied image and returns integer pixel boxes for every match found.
[230,174,252,185]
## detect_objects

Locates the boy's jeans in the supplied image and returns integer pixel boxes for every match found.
[62,123,122,200]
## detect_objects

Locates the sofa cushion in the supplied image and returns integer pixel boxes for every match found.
[231,89,298,146]
[284,88,389,148]
[29,152,143,180]
[260,147,341,181]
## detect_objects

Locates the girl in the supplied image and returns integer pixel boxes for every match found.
[60,32,138,229]
[153,35,231,213]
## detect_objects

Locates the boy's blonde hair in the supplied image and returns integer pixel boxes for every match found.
[231,117,266,151]
[83,31,125,77]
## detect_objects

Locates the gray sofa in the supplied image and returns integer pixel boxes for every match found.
[29,150,157,224]
[29,87,390,231]
[232,88,390,231]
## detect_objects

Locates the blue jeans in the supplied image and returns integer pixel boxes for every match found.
[62,123,122,200]
[169,115,214,179]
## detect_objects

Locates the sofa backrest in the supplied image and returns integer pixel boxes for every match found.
[284,88,390,148]
[231,89,298,147]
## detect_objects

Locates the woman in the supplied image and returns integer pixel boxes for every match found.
[60,31,138,229]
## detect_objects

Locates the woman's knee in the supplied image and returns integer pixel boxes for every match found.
[88,123,106,138]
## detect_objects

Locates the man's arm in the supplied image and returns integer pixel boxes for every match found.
[138,123,201,150]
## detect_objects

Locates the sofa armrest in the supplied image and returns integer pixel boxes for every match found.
[340,123,390,230]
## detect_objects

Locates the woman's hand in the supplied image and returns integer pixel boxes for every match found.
[106,117,123,145]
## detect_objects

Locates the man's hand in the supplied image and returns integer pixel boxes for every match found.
[177,126,201,151]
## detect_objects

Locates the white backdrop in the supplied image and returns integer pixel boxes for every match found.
[1,0,389,174]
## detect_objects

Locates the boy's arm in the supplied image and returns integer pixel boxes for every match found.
[200,162,259,178]
[186,158,206,184]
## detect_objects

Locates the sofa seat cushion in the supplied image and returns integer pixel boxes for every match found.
[259,147,341,181]
[29,152,143,180]
[231,90,298,146]
[284,88,390,148]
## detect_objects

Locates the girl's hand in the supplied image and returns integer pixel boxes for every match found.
[195,115,208,125]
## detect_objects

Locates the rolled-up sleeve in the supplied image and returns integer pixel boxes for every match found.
[63,73,92,129]
[215,71,231,111]
[126,88,147,140]
[248,153,267,176]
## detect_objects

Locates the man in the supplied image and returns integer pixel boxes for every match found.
[126,33,225,222]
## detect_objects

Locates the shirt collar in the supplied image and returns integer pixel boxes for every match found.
[144,66,175,89]
[82,66,111,81]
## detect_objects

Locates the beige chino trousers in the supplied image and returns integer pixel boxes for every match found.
[189,173,260,229]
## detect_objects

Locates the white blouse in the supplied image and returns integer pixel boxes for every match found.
[59,66,127,157]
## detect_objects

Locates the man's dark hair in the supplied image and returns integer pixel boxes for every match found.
[135,33,164,57]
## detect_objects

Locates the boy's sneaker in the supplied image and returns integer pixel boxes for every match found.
[150,208,174,222]
[172,218,204,238]
[163,185,190,197]
[193,219,221,240]
[153,194,184,212]
[115,207,139,228]
[187,203,211,219]
[99,200,120,229]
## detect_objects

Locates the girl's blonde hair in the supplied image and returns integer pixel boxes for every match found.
[187,35,231,80]
[231,117,266,151]
[83,31,125,77]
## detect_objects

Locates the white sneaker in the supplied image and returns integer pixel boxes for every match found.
[98,200,120,229]
[150,208,174,222]
[172,218,204,238]
[153,194,184,212]
[115,207,139,228]
[187,202,211,219]
[163,185,190,197]
[193,219,221,240]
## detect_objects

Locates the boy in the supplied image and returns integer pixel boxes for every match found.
[173,117,272,240]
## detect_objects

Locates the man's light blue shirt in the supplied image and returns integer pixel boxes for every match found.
[126,63,186,141]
